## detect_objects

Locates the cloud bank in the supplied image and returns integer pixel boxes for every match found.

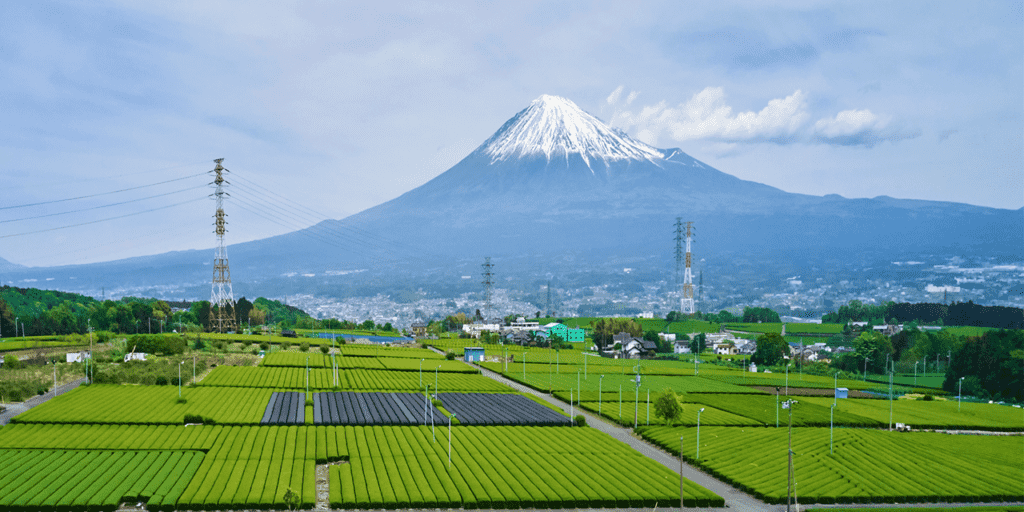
[608,87,919,148]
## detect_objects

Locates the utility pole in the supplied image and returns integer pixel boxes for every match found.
[209,159,237,333]
[481,257,494,321]
[783,399,797,512]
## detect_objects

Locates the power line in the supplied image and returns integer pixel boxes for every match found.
[0,185,206,224]
[0,197,207,239]
[0,172,208,210]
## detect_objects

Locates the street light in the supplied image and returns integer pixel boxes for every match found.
[914,361,919,386]
[830,403,836,454]
[696,408,705,459]
[776,386,780,428]
[958,376,965,412]
[782,399,798,512]
[833,372,839,408]
[178,361,183,398]
[448,413,456,468]
[785,363,790,396]
[435,365,441,395]
[679,435,685,510]
[599,375,604,415]
[419,359,424,387]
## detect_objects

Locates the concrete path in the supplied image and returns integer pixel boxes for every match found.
[0,377,86,426]
[470,362,778,512]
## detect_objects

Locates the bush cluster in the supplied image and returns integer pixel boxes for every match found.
[127,334,187,355]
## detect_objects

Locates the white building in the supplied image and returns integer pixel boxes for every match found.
[462,322,502,338]
[66,351,91,363]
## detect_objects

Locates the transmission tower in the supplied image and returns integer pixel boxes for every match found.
[481,257,494,320]
[210,159,237,333]
[698,269,704,306]
[674,218,684,291]
[546,280,551,317]
[681,221,695,315]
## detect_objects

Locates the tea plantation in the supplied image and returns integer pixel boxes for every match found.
[0,344,725,510]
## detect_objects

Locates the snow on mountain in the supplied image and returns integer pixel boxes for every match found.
[479,94,663,167]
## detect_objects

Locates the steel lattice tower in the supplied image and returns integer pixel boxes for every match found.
[681,221,695,315]
[674,218,683,303]
[210,159,237,333]
[481,257,494,320]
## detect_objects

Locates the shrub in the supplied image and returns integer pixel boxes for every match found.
[2,355,24,370]
[445,351,456,360]
[251,347,259,355]
[176,397,187,404]
[36,386,48,396]
[155,376,168,386]
[923,394,934,401]
[319,345,330,354]
[299,342,310,352]
[432,399,443,407]
[281,341,291,351]
[306,398,313,407]
[259,341,270,351]
[183,413,212,424]
[574,414,586,427]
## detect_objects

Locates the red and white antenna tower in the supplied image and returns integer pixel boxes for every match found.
[681,221,695,315]
[210,158,237,333]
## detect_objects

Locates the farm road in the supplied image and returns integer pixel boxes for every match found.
[468,361,778,512]
[0,376,86,426]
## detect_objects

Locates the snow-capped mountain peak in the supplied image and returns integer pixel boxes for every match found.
[480,94,663,165]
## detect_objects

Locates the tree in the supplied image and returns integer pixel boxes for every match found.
[590,318,642,349]
[742,306,781,324]
[852,331,894,374]
[689,333,707,355]
[652,389,682,425]
[751,333,787,366]
[944,330,1023,402]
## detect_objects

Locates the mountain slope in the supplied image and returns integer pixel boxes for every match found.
[1,95,1019,299]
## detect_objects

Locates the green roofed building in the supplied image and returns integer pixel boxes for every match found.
[537,323,586,343]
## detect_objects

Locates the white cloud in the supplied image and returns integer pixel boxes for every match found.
[609,87,919,149]
[813,109,883,137]
[606,85,624,105]
[609,87,809,146]
[811,109,921,147]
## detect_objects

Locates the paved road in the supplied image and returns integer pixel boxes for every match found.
[470,362,778,512]
[0,377,86,426]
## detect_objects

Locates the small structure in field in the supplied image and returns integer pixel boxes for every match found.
[464,347,485,362]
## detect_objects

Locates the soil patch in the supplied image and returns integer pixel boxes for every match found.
[748,385,875,398]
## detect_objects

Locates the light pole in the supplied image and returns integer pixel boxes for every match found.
[619,384,622,422]
[863,356,870,381]
[522,352,526,380]
[178,361,183,398]
[679,435,685,511]
[914,361,919,386]
[696,407,705,459]
[783,399,797,512]
[830,403,836,454]
[646,388,650,425]
[776,386,780,428]
[419,359,424,387]
[785,363,790,396]
[888,370,894,431]
[193,355,196,385]
[599,375,604,415]
[577,369,580,404]
[958,376,965,412]
[833,372,838,407]
[448,413,455,468]
[435,365,440,395]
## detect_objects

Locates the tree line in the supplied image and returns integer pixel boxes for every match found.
[823,299,1023,329]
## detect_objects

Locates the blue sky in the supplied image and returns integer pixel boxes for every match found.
[1,1,1021,267]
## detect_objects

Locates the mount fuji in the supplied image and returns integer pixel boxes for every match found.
[3,95,1020,300]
